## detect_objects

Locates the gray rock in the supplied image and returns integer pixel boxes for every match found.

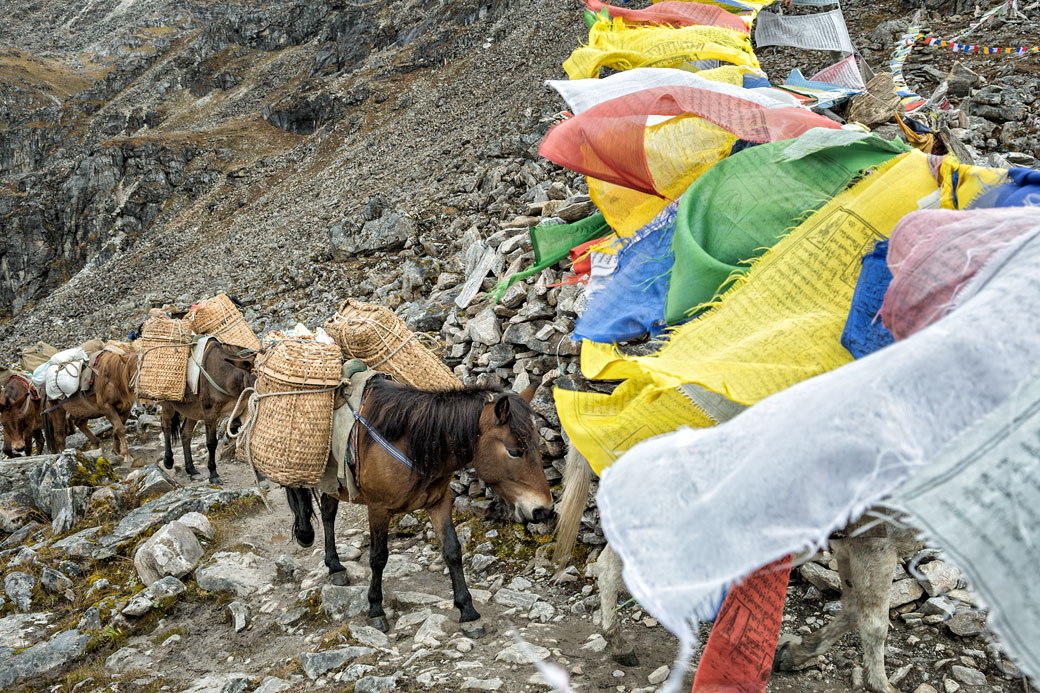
[492,587,539,610]
[274,606,307,631]
[275,554,302,583]
[93,486,258,559]
[799,562,841,593]
[462,677,503,690]
[40,567,73,596]
[195,551,276,597]
[4,572,35,612]
[349,623,389,649]
[948,611,986,637]
[950,665,986,686]
[226,601,249,633]
[322,584,369,620]
[354,675,398,693]
[299,646,376,679]
[923,596,957,621]
[77,607,101,631]
[174,511,214,540]
[0,629,90,688]
[334,211,414,257]
[105,646,153,674]
[0,612,53,650]
[414,613,453,647]
[52,526,102,558]
[918,560,960,597]
[889,578,925,609]
[134,519,204,585]
[177,673,251,693]
[136,465,176,500]
[254,677,293,693]
[496,642,550,664]
[49,485,92,534]
[467,307,502,346]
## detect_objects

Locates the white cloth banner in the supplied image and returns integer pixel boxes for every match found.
[597,208,1040,672]
[754,8,855,54]
[546,67,792,116]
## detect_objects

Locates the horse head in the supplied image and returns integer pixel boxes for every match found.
[472,386,554,524]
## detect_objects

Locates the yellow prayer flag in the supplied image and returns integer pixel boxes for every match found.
[558,151,940,470]
[564,18,758,80]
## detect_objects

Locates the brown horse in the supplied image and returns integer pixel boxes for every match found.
[44,350,139,462]
[160,339,256,484]
[0,376,45,457]
[285,378,554,635]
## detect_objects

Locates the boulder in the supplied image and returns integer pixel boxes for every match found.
[299,646,376,679]
[195,551,276,597]
[0,629,91,689]
[4,572,35,612]
[134,520,204,585]
[322,584,369,620]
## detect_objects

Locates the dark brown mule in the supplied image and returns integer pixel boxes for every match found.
[44,351,139,462]
[0,376,45,457]
[285,378,554,635]
[160,339,256,484]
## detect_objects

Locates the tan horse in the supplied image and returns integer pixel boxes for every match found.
[285,378,554,636]
[43,350,139,462]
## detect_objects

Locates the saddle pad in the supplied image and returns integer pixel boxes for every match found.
[186,337,211,396]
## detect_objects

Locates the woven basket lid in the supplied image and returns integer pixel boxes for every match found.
[141,316,192,343]
[256,339,342,388]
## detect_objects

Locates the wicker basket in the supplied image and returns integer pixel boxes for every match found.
[324,298,461,390]
[188,294,261,351]
[241,340,341,486]
[137,317,192,402]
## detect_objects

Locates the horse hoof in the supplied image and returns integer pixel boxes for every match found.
[368,616,390,633]
[612,651,639,667]
[461,622,486,640]
[329,571,350,586]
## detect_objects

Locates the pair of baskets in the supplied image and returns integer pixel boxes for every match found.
[323,298,460,391]
[240,340,341,487]
[137,316,193,402]
[188,293,261,351]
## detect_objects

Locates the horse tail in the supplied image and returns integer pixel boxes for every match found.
[42,400,58,454]
[285,487,316,548]
[169,409,182,445]
[552,441,593,570]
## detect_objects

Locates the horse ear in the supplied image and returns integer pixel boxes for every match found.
[519,384,537,403]
[493,394,511,425]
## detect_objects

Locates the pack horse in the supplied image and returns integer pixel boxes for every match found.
[285,378,554,634]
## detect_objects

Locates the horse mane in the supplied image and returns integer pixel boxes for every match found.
[361,378,536,480]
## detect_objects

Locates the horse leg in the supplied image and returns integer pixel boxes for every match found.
[182,418,201,481]
[598,543,638,666]
[285,487,315,547]
[320,493,348,585]
[428,493,483,637]
[204,418,221,485]
[775,543,858,673]
[76,419,100,450]
[366,506,391,633]
[161,407,177,470]
[843,536,899,693]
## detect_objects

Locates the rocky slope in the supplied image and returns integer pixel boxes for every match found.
[2,0,1040,691]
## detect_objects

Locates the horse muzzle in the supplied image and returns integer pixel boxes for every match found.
[513,493,555,524]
